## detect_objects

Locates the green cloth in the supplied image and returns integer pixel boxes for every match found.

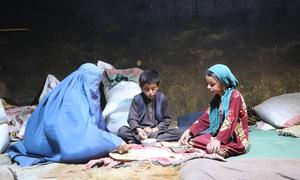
[236,128,300,159]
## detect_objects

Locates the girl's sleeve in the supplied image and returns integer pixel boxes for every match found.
[189,111,210,136]
[216,91,242,144]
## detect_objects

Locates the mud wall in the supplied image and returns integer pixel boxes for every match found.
[0,0,299,120]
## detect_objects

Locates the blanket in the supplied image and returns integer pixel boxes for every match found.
[181,158,300,180]
[5,106,35,139]
[179,128,300,179]
[278,124,300,138]
[109,144,225,166]
[85,142,225,169]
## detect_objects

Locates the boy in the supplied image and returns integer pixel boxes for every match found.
[118,69,181,143]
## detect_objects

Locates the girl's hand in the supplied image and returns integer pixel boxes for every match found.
[179,129,191,145]
[206,138,220,154]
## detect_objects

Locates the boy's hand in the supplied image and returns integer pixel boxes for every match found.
[144,127,159,134]
[151,127,159,133]
[137,128,148,140]
[144,127,152,134]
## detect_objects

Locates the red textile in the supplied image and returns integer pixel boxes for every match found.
[189,90,249,156]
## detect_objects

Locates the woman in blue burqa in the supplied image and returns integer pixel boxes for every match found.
[7,63,129,166]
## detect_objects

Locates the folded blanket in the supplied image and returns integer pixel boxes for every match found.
[5,106,36,139]
[278,125,300,138]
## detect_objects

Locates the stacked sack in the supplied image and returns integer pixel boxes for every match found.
[0,99,9,153]
[97,61,142,134]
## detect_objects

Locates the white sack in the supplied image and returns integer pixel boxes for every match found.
[103,81,141,134]
[0,123,9,153]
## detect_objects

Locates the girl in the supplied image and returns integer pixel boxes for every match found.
[179,64,249,158]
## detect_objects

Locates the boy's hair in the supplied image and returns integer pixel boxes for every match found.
[139,69,160,87]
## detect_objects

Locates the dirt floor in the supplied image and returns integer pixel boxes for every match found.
[45,162,180,180]
[0,154,180,180]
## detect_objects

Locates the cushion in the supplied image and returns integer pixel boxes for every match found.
[177,112,203,133]
[253,93,300,128]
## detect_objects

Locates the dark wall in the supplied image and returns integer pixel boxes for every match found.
[1,0,300,120]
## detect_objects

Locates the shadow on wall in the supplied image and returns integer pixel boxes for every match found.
[0,0,300,120]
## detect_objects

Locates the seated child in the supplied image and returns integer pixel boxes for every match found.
[118,69,181,143]
[179,64,249,158]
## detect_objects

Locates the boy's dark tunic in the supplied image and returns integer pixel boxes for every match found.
[118,91,181,143]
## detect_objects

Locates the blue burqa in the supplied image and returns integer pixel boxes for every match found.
[7,63,122,166]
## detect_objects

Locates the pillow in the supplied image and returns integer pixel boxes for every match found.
[177,112,203,133]
[253,93,300,128]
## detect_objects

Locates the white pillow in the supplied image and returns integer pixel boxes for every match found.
[254,93,300,128]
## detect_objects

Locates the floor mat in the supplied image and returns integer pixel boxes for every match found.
[236,128,300,158]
